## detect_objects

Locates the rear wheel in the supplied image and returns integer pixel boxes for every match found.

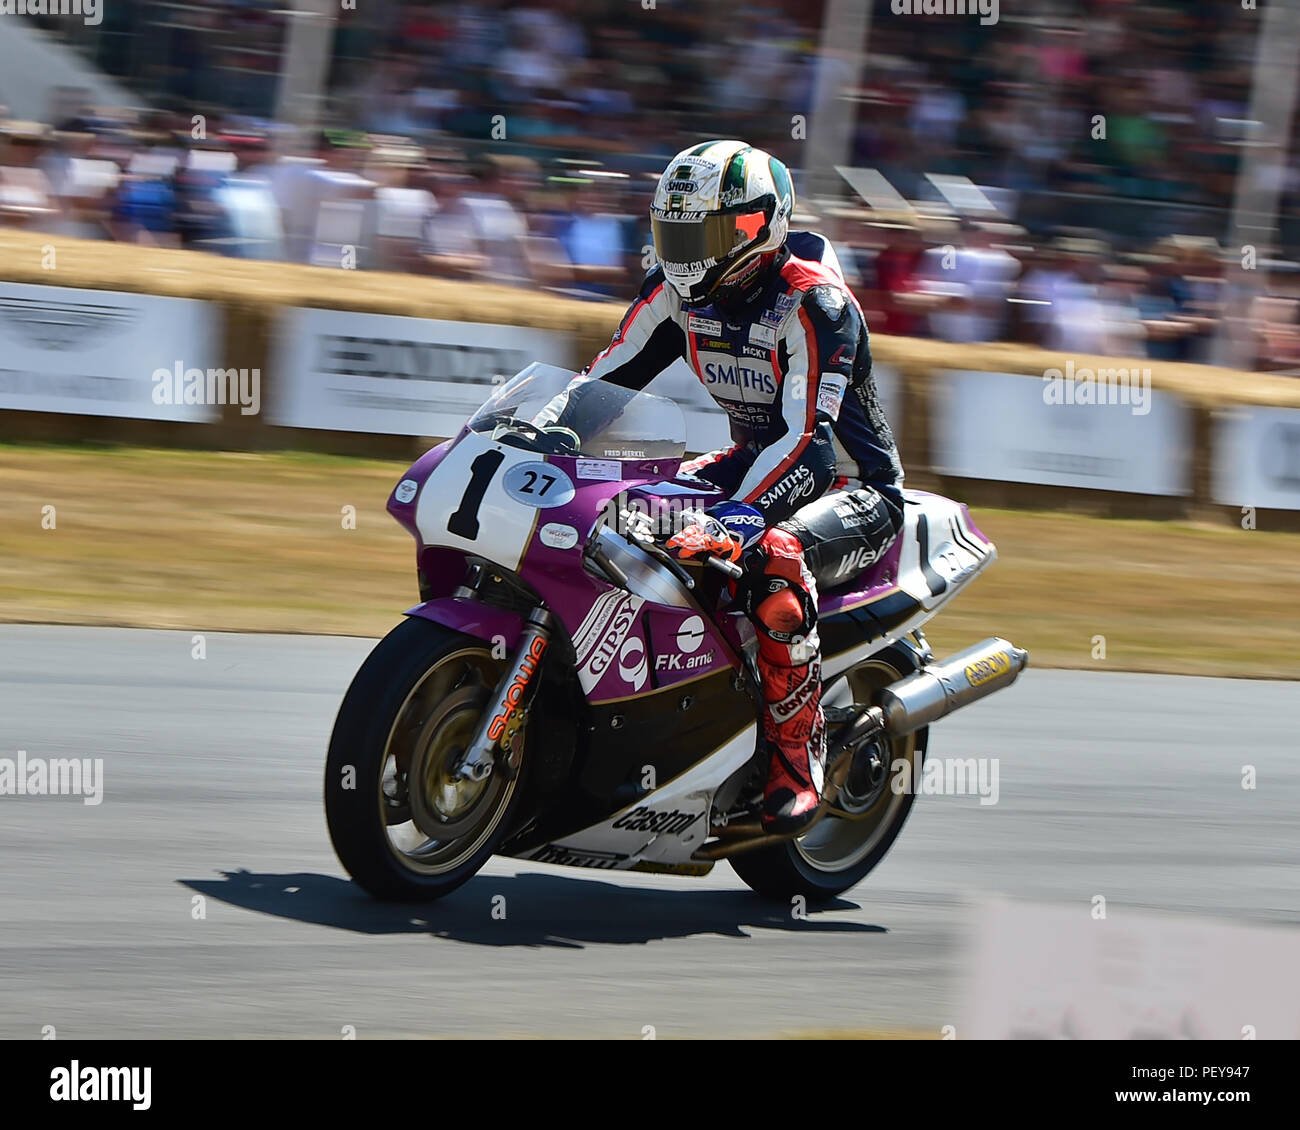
[325,616,528,901]
[728,642,928,902]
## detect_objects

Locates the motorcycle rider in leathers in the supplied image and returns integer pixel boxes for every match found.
[539,140,904,833]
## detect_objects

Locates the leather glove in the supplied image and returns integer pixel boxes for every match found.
[663,503,765,564]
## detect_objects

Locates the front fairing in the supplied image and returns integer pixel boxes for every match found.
[384,366,743,703]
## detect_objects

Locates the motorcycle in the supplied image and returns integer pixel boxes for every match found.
[325,362,1028,902]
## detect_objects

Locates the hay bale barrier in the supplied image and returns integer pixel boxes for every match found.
[3,227,1300,526]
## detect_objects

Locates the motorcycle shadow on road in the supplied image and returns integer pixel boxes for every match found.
[178,869,887,949]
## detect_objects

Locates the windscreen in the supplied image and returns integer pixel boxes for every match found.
[468,363,687,461]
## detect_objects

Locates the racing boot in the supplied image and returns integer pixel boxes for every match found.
[754,592,827,834]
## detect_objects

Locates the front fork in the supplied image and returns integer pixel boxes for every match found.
[453,607,553,783]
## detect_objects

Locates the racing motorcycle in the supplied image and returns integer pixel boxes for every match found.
[325,363,1028,902]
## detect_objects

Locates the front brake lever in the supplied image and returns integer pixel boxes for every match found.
[619,508,697,591]
[645,540,696,591]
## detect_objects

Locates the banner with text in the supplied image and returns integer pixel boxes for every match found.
[1213,405,1300,510]
[0,282,220,422]
[269,307,574,436]
[933,369,1190,496]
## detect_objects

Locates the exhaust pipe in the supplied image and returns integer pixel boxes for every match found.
[698,638,1027,861]
[876,637,1028,737]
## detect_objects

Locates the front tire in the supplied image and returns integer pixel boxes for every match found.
[729,643,928,902]
[325,616,528,901]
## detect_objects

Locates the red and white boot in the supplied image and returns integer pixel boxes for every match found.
[755,594,827,834]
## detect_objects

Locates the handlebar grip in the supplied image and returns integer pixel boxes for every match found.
[706,555,744,580]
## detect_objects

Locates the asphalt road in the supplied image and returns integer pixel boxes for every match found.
[0,625,1295,1038]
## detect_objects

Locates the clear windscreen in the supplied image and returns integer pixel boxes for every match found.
[467,363,688,461]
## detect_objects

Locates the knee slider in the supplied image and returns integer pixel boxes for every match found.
[744,529,817,642]
[756,589,805,634]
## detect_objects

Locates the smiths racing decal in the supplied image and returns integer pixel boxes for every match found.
[611,806,703,836]
[757,463,818,511]
[964,651,1011,688]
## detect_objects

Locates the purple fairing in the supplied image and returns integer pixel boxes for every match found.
[404,595,522,645]
[385,440,980,704]
[957,503,993,548]
[817,533,906,617]
[816,493,992,617]
[508,455,742,702]
[386,435,457,537]
[386,445,742,703]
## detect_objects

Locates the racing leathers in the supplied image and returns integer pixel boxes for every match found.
[551,233,904,831]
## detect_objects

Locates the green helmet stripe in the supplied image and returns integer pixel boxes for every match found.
[769,156,793,210]
[722,146,752,205]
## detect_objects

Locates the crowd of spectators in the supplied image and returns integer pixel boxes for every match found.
[4,0,1300,371]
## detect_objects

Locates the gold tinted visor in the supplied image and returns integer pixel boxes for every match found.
[651,209,766,279]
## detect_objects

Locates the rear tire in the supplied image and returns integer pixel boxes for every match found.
[729,642,928,902]
[325,616,529,902]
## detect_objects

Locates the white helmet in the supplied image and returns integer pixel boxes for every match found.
[650,140,796,304]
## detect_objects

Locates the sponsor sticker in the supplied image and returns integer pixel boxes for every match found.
[758,463,817,510]
[965,651,1011,688]
[688,315,723,336]
[676,614,706,653]
[617,635,648,690]
[761,292,799,327]
[503,461,575,508]
[573,591,630,663]
[393,478,419,504]
[578,595,645,692]
[576,458,623,481]
[654,649,715,673]
[539,522,579,550]
[530,844,627,869]
[749,322,777,348]
[611,806,704,837]
[817,373,848,420]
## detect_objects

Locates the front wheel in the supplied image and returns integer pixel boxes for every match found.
[728,643,928,902]
[325,616,527,901]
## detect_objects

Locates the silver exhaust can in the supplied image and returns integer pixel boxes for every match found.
[876,638,1028,737]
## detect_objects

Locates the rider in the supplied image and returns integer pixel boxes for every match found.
[540,140,904,833]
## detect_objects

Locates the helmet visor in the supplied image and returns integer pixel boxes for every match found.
[651,210,766,292]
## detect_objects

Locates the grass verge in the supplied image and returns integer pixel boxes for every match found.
[2,443,1296,678]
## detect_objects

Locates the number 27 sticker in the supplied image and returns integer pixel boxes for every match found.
[503,461,575,509]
